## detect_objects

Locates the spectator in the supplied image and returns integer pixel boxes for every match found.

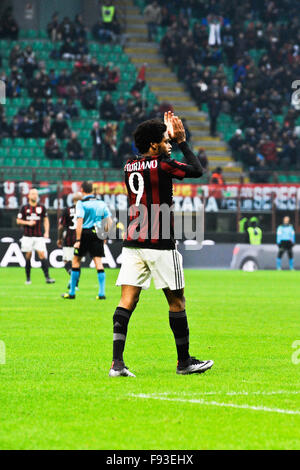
[210,167,225,185]
[8,116,20,138]
[208,15,223,46]
[116,135,133,167]
[115,97,127,120]
[50,112,70,139]
[66,131,84,160]
[103,122,118,161]
[47,12,60,42]
[197,148,209,172]
[208,92,221,137]
[40,115,51,138]
[58,16,75,41]
[60,37,76,61]
[1,9,19,40]
[18,116,34,138]
[81,83,97,110]
[91,122,104,160]
[45,133,63,159]
[100,93,118,120]
[144,1,162,42]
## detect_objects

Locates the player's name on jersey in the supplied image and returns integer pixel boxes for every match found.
[125,160,158,172]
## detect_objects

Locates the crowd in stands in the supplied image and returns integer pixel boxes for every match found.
[0,7,172,169]
[149,0,300,179]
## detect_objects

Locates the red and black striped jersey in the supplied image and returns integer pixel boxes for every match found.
[123,141,203,250]
[18,204,48,237]
[59,205,77,247]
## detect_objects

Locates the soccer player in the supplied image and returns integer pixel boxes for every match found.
[109,112,214,377]
[276,216,295,270]
[57,192,82,289]
[17,188,55,284]
[61,181,112,300]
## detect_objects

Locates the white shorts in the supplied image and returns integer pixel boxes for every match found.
[116,247,185,291]
[63,246,74,262]
[21,236,46,253]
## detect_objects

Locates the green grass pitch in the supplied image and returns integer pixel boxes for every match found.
[1,267,300,450]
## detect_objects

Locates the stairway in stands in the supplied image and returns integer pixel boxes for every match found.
[123,0,246,183]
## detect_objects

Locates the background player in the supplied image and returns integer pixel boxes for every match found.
[57,192,82,289]
[276,216,295,270]
[17,188,55,285]
[62,181,112,300]
[109,112,214,377]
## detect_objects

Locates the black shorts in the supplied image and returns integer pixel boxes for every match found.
[278,240,293,259]
[76,228,104,258]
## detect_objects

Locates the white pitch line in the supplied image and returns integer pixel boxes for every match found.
[130,394,300,416]
[148,390,300,397]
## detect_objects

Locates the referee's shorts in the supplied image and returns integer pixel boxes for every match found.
[76,228,104,258]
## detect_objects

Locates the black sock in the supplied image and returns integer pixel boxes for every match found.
[25,258,31,281]
[41,259,49,279]
[113,307,132,362]
[169,310,190,362]
[64,261,72,276]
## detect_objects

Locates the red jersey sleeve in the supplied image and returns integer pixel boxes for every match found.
[160,158,191,180]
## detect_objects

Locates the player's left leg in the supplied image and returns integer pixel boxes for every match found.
[163,287,214,375]
[287,243,294,270]
[36,249,55,284]
[94,257,106,299]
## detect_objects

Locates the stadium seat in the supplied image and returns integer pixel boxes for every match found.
[75,160,88,168]
[50,159,63,168]
[14,138,25,147]
[1,138,12,147]
[87,161,99,168]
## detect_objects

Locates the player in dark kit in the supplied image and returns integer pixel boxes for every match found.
[17,188,55,284]
[57,192,82,289]
[109,112,214,377]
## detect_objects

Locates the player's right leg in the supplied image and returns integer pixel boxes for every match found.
[277,244,284,270]
[163,288,214,375]
[36,249,55,284]
[109,285,142,378]
[20,236,33,284]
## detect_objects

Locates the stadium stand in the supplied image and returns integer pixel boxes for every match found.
[134,0,300,183]
[0,5,159,182]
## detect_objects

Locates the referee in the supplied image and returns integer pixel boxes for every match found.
[62,181,112,299]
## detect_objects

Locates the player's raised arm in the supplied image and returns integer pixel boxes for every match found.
[172,115,204,176]
[161,114,205,179]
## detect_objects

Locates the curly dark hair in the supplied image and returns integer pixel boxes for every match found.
[133,119,167,154]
